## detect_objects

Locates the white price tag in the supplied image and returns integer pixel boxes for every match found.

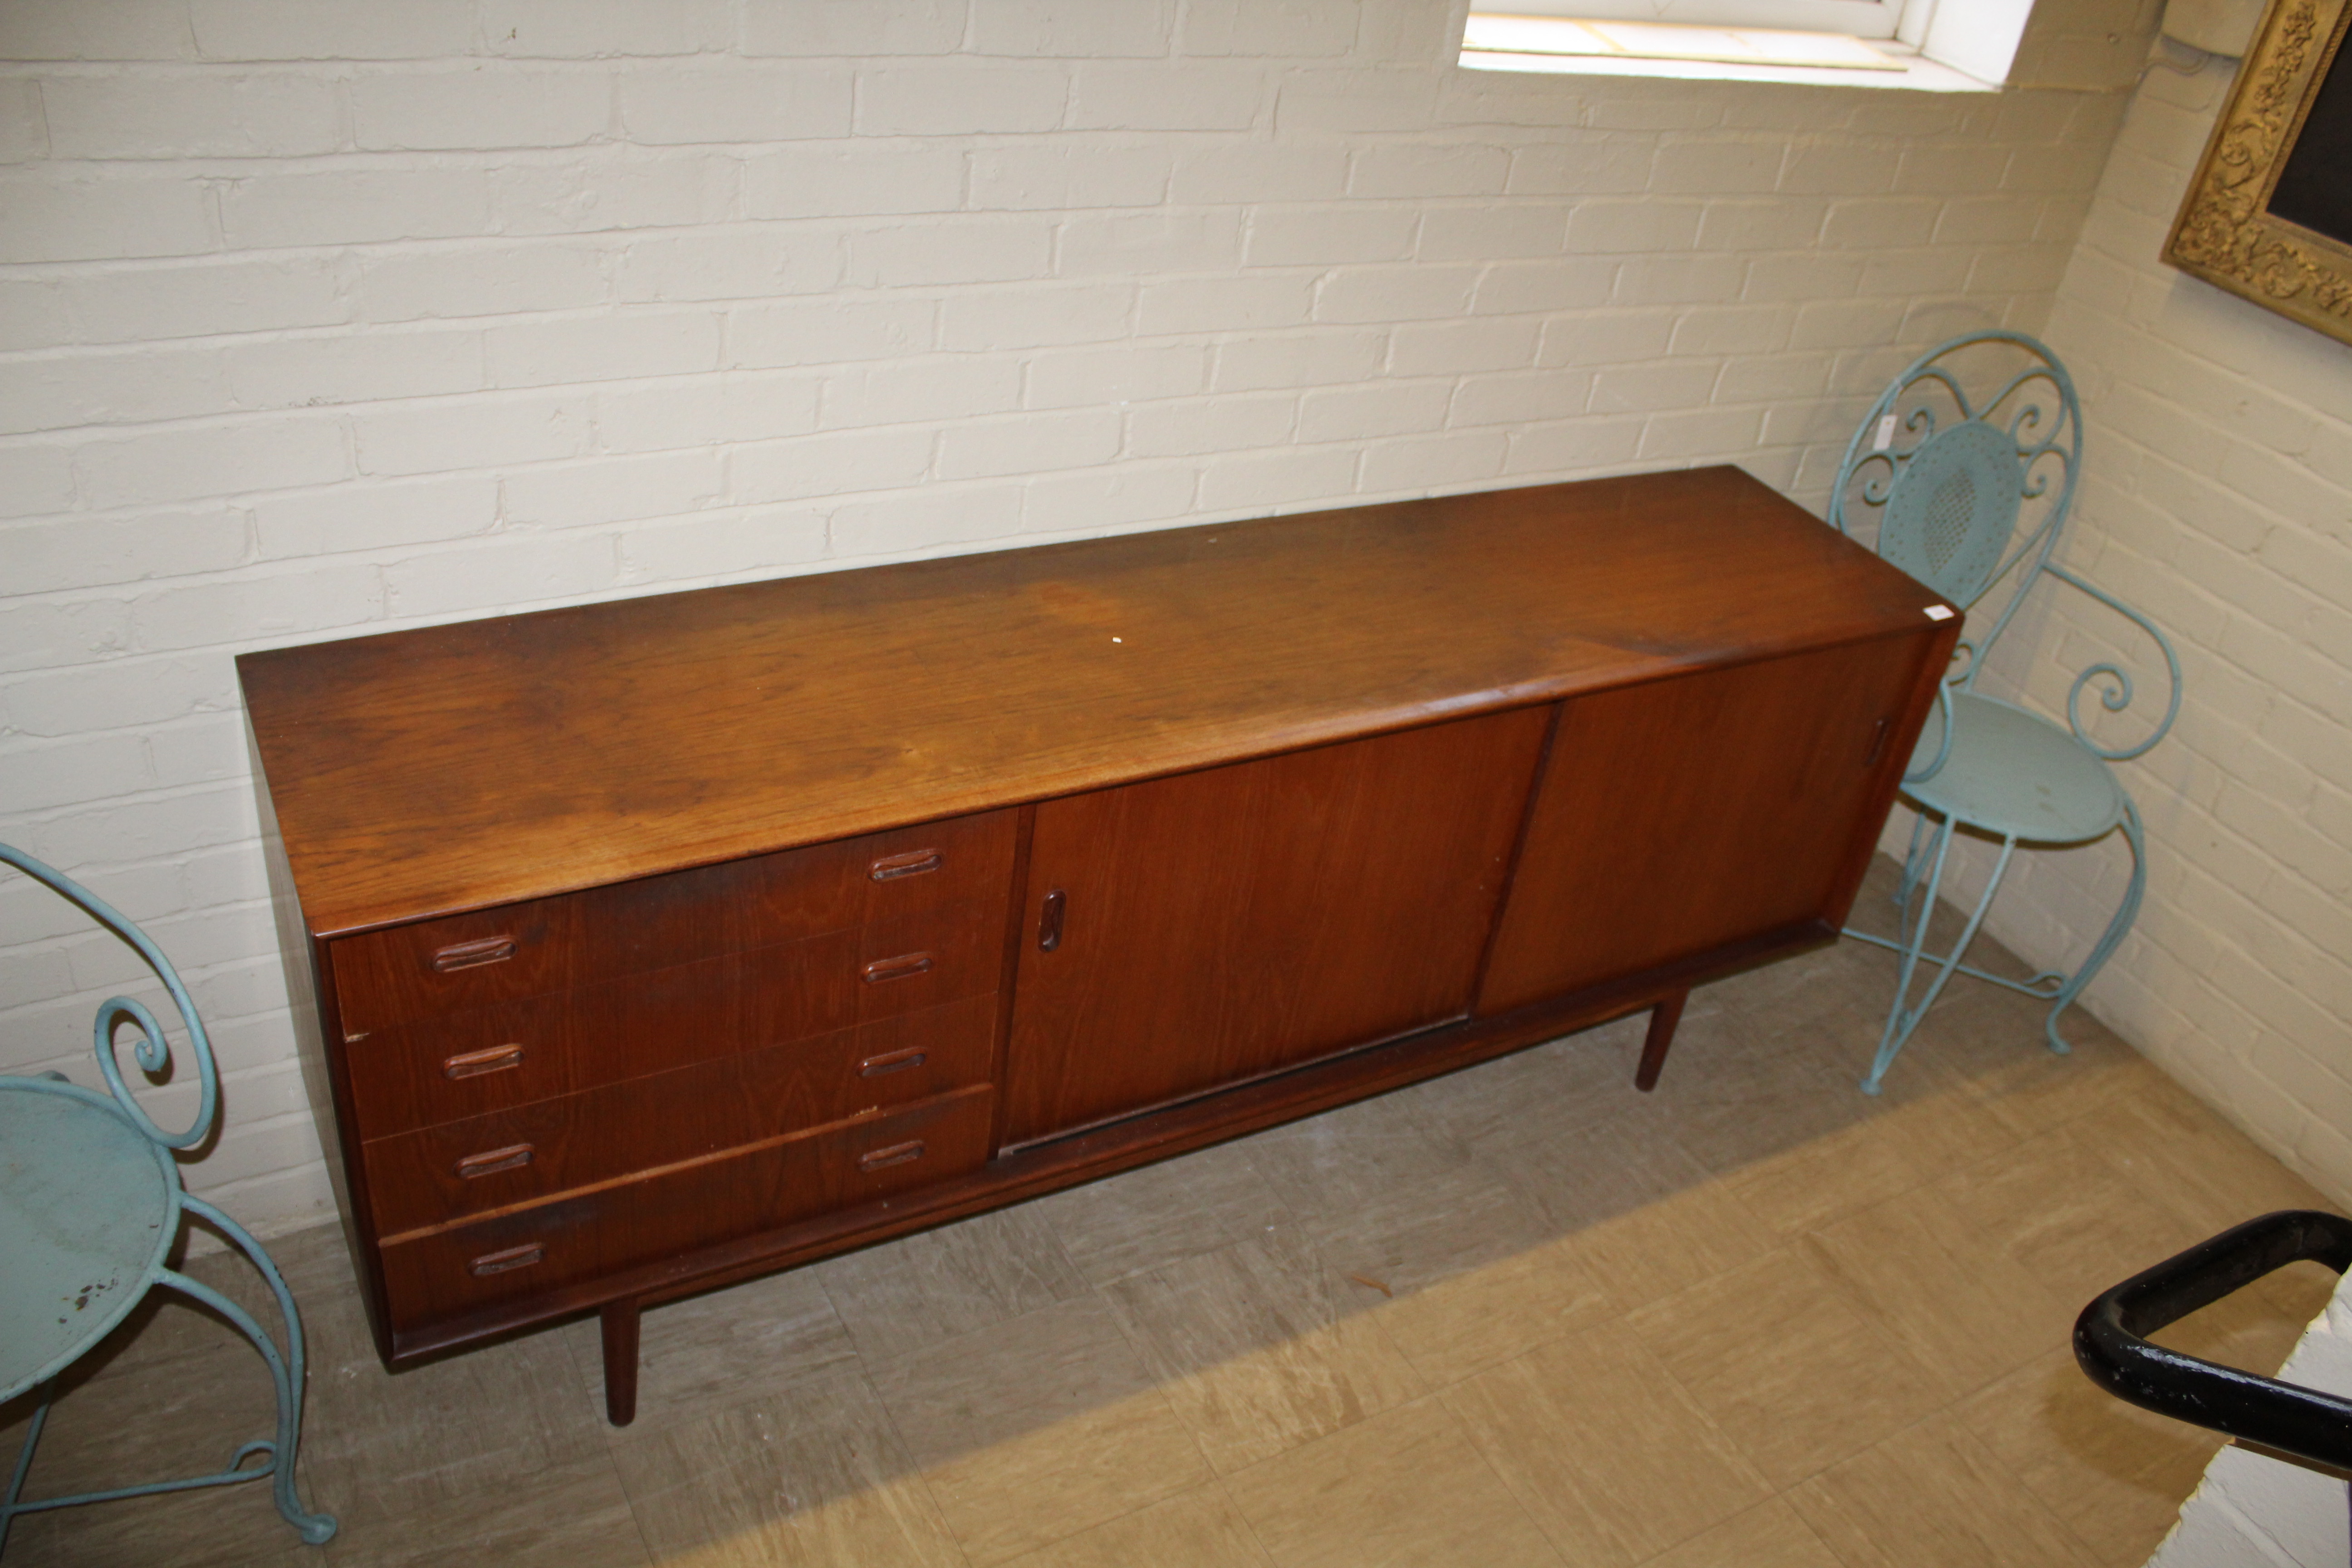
[1925,605,1955,621]
[1872,414,1899,452]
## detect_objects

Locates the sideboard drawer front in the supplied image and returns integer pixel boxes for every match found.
[333,902,574,1037]
[375,1086,995,1327]
[363,993,1000,1235]
[843,900,1004,1024]
[830,993,998,1110]
[330,809,1018,1037]
[343,986,578,1143]
[829,809,1018,923]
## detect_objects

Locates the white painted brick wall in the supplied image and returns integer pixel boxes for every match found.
[1911,60,2352,1207]
[1,0,2141,1239]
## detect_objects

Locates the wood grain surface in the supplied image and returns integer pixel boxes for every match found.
[1001,707,1549,1145]
[1477,635,1936,1013]
[358,995,999,1229]
[239,468,1947,937]
[374,1085,998,1323]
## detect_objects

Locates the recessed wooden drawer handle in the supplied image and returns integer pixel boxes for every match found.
[431,936,517,973]
[861,951,934,983]
[1864,715,1891,766]
[1039,889,1066,951]
[857,1139,926,1173]
[456,1143,535,1180]
[441,1043,525,1080]
[869,848,943,881]
[468,1243,543,1276]
[858,1047,928,1078]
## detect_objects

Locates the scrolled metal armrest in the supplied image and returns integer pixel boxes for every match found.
[1901,633,1981,784]
[1904,680,1956,784]
[2045,564,2183,762]
[0,841,219,1150]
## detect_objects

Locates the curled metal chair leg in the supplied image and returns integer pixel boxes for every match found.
[1858,821,2020,1095]
[2038,795,2146,1058]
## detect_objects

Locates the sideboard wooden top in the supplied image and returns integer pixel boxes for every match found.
[240,466,1947,938]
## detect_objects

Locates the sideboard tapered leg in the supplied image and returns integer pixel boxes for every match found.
[1635,990,1688,1092]
[601,1298,641,1427]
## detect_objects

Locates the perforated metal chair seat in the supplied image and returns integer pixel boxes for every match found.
[1906,693,2127,847]
[0,1085,178,1403]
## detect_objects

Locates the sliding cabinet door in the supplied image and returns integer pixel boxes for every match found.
[1003,707,1548,1147]
[1479,634,1935,1015]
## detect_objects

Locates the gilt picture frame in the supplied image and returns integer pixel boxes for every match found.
[2165,0,2352,347]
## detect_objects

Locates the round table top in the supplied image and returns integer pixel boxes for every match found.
[0,1079,180,1403]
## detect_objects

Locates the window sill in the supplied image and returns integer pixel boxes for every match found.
[1460,43,1995,88]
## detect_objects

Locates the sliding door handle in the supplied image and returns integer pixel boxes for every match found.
[1864,715,1891,766]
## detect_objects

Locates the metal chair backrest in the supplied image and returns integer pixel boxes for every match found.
[1828,329,2082,696]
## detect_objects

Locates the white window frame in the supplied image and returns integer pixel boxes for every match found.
[1459,0,2034,90]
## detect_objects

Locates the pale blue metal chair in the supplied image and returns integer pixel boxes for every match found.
[0,843,334,1556]
[1827,331,2181,1094]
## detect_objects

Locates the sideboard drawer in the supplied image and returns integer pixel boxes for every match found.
[331,809,1016,1034]
[363,993,999,1235]
[837,901,1004,1023]
[375,1085,995,1327]
[342,900,1005,1141]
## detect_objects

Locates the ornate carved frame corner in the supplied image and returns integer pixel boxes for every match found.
[2164,0,2352,347]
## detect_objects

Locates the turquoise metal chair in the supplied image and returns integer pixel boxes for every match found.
[1827,331,2181,1094]
[0,843,335,1556]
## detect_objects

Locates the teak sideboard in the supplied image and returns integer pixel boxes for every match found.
[239,467,1957,1424]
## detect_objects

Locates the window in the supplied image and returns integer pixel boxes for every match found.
[1461,0,2031,90]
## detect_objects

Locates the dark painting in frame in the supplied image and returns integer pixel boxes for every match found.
[2166,0,2352,347]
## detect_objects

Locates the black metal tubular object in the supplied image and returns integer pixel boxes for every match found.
[2074,1209,2352,1473]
